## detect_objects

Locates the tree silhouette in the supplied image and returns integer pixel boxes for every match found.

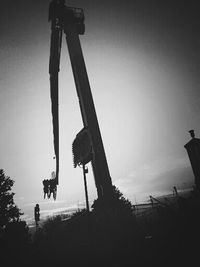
[0,169,32,266]
[92,185,135,215]
[0,169,22,232]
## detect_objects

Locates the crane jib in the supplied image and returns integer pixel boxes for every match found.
[50,74,59,185]
[49,20,62,186]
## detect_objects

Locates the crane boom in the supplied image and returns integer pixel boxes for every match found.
[64,19,113,200]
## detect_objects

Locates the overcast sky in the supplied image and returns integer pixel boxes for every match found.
[0,0,199,221]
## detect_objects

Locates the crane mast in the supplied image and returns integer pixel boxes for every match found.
[49,0,113,200]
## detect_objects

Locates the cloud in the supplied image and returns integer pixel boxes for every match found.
[22,199,66,207]
[40,203,85,216]
[20,200,86,225]
[115,156,193,202]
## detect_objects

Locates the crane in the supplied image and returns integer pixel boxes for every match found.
[48,0,113,201]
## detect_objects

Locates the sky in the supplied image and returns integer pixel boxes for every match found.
[0,0,199,222]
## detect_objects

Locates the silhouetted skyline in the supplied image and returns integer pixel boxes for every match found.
[0,0,199,221]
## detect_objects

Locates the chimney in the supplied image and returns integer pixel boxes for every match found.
[189,129,195,139]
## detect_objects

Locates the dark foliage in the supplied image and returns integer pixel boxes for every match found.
[32,186,139,267]
[0,169,31,267]
[31,186,200,267]
[0,169,22,230]
[92,185,135,215]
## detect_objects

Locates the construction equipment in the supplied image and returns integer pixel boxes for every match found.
[48,0,113,201]
[72,127,93,168]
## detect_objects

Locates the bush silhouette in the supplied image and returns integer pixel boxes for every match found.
[32,186,138,266]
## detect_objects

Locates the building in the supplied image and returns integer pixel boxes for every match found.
[184,130,200,191]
